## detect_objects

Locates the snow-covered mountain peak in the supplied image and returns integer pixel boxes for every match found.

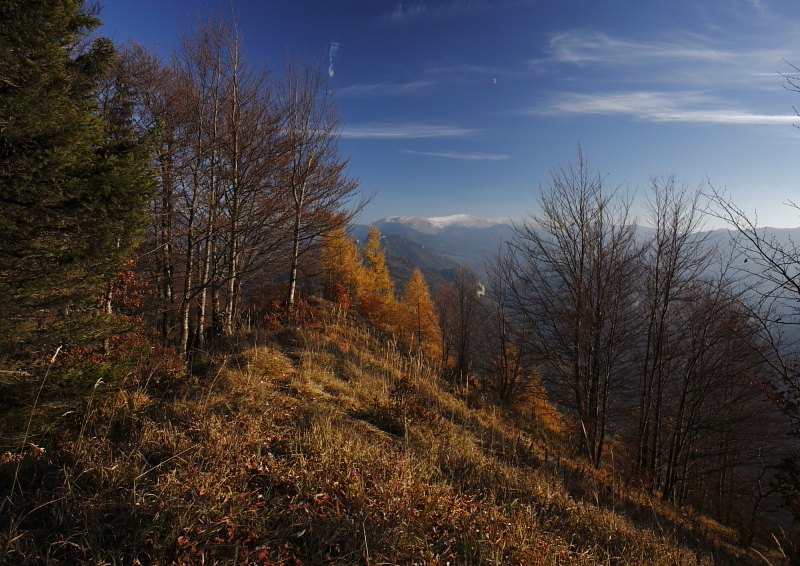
[379,214,510,234]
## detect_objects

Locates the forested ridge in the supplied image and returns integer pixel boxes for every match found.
[3,2,800,564]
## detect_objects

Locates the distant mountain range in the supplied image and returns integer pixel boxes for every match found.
[354,215,513,285]
[355,213,800,294]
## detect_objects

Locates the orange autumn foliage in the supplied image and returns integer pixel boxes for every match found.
[399,268,442,362]
[318,226,367,309]
[359,226,397,329]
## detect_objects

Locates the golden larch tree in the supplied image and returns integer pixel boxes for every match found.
[360,226,396,328]
[400,268,442,362]
[318,225,367,308]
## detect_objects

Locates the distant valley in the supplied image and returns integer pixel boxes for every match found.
[354,214,513,284]
[356,213,800,293]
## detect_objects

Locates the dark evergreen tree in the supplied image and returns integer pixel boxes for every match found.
[0,0,153,348]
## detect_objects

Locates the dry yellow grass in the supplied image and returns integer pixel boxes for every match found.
[0,304,787,564]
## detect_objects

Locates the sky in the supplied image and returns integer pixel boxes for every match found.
[98,0,800,228]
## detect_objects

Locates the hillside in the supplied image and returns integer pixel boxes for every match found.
[1,301,786,565]
[363,216,514,278]
[5,4,800,565]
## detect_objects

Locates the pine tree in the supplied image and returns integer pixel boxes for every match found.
[400,269,442,362]
[0,0,153,347]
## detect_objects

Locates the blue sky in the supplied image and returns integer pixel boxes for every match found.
[98,0,800,228]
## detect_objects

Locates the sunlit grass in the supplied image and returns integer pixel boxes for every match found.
[0,303,785,564]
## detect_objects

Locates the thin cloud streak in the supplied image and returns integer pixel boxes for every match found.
[401,150,510,160]
[336,64,515,98]
[543,31,735,66]
[382,2,427,24]
[336,80,439,97]
[342,123,476,139]
[537,91,797,125]
[381,0,497,24]
[533,30,795,90]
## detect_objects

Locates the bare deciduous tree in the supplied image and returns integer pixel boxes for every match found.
[435,267,487,381]
[636,176,714,477]
[485,249,536,400]
[278,57,361,313]
[506,148,642,468]
[125,19,363,352]
[710,189,800,518]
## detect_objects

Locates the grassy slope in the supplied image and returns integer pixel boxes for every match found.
[0,304,785,565]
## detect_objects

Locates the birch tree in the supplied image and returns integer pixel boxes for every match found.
[128,17,285,353]
[278,58,360,313]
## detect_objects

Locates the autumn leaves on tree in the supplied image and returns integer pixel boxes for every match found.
[399,269,442,362]
[116,17,364,354]
[319,226,442,362]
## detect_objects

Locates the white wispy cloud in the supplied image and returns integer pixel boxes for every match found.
[544,31,735,66]
[534,29,794,90]
[336,80,439,97]
[381,0,495,24]
[342,123,476,139]
[382,2,428,24]
[336,63,515,98]
[746,0,767,15]
[538,90,796,125]
[328,42,340,78]
[420,61,526,83]
[401,150,510,160]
